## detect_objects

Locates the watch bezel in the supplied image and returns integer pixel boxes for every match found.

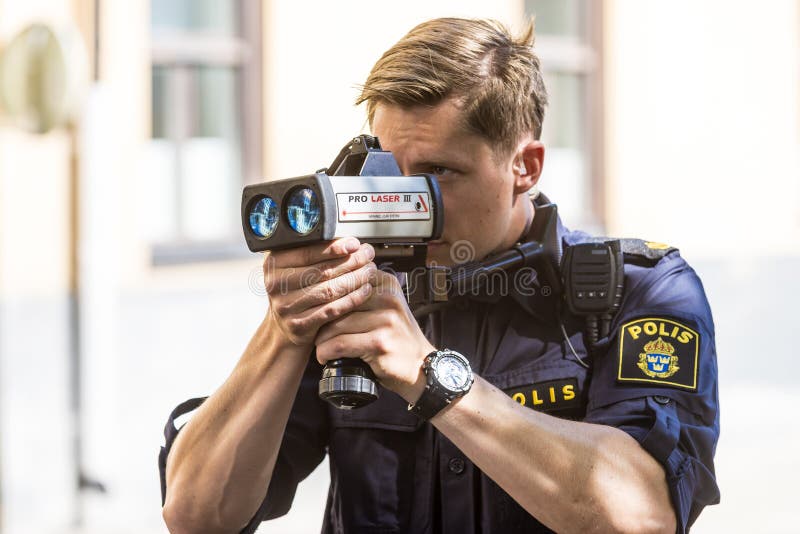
[427,349,473,395]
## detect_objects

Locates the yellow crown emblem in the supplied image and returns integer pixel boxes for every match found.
[637,337,680,379]
[643,337,675,356]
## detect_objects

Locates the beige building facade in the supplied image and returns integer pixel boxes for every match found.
[0,0,798,532]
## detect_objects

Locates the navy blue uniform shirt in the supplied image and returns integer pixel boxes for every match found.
[159,215,720,533]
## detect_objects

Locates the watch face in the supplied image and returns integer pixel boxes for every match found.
[434,353,471,392]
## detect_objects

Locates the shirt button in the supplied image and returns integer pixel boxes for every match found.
[448,457,465,474]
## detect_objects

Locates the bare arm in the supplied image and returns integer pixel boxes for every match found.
[162,319,309,534]
[430,377,676,534]
[162,238,377,533]
[315,270,676,534]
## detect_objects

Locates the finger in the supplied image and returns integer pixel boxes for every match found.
[269,237,361,269]
[315,310,382,346]
[281,282,373,341]
[316,332,377,365]
[369,269,404,296]
[278,262,377,316]
[266,243,375,293]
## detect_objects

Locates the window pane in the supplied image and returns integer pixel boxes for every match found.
[143,138,180,241]
[151,66,169,138]
[145,66,179,240]
[194,66,239,138]
[525,0,586,39]
[145,65,243,242]
[542,72,584,150]
[151,0,238,35]
[539,72,590,227]
[181,66,242,241]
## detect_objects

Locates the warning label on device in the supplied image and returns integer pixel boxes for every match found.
[337,192,432,222]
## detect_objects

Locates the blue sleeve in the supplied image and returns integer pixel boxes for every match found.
[583,252,720,532]
[158,354,330,533]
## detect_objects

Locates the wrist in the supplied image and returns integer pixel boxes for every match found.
[262,310,314,352]
[255,314,313,361]
[397,342,436,404]
[399,366,427,404]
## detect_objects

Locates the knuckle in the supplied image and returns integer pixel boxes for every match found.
[373,332,390,354]
[332,339,347,356]
[330,240,346,256]
[320,284,336,302]
[356,246,371,264]
[273,300,292,317]
[383,311,399,330]
[320,300,346,323]
[286,317,307,339]
[339,293,357,313]
[319,304,336,323]
[361,263,377,282]
[337,294,360,316]
[317,264,335,282]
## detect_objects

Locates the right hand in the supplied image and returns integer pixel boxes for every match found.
[263,237,377,347]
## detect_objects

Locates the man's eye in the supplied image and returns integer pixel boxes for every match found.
[431,166,451,176]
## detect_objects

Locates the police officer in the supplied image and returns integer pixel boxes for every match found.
[160,18,719,533]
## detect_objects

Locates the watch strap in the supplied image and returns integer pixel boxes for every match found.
[408,383,451,421]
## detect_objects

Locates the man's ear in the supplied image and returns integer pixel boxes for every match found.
[512,139,545,195]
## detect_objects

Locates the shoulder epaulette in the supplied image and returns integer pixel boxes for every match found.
[618,239,677,266]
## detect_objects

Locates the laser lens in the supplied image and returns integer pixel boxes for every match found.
[286,188,320,234]
[249,196,279,238]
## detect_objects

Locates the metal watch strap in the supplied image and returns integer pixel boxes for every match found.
[408,383,451,421]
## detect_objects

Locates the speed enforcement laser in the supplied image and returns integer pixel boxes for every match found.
[242,135,443,272]
[241,135,444,409]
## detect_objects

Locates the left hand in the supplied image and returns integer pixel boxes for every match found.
[314,269,435,403]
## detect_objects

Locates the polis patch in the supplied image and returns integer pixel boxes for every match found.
[506,378,582,417]
[617,317,699,391]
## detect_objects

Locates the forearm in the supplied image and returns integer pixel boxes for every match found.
[163,316,310,533]
[432,376,676,534]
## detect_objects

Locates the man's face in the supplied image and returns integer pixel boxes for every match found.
[372,99,530,267]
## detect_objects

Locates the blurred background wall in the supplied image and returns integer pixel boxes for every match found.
[0,0,797,532]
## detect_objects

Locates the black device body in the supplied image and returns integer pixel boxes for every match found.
[561,240,625,345]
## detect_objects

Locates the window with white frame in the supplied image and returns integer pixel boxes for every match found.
[146,0,262,262]
[525,0,604,231]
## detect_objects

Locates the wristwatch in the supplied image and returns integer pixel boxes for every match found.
[408,349,474,421]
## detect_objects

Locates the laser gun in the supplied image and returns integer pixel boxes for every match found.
[241,135,443,272]
[240,135,444,410]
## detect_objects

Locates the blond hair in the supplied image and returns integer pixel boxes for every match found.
[357,17,548,152]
